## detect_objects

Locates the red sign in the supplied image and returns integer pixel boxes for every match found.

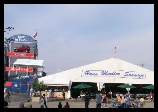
[6,67,33,72]
[5,81,12,87]
[7,52,34,58]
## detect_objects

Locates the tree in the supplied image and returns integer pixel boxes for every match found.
[32,78,46,92]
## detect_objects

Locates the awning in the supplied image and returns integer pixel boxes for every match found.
[13,59,44,68]
[13,59,30,65]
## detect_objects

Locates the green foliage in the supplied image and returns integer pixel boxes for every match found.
[32,78,47,92]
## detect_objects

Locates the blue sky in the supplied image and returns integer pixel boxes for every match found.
[4,4,154,74]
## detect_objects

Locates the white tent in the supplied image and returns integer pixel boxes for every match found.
[13,59,44,68]
[13,59,44,76]
[38,72,70,86]
[38,58,154,85]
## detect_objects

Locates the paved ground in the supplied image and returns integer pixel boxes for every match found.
[7,99,154,108]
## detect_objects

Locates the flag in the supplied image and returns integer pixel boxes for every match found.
[114,47,116,53]
[33,31,37,38]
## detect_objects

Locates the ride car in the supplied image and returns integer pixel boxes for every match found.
[14,45,30,53]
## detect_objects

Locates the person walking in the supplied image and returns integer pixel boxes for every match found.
[153,92,154,102]
[40,96,44,108]
[4,88,7,93]
[95,91,102,108]
[49,88,52,98]
[62,89,65,100]
[112,94,121,107]
[27,86,30,98]
[45,93,48,102]
[109,90,113,99]
[58,102,62,108]
[134,96,139,108]
[84,92,91,108]
[148,92,153,101]
[118,96,122,108]
[140,97,145,108]
[43,94,48,108]
[121,95,125,108]
[30,88,33,97]
[102,93,108,108]
[124,95,131,108]
[5,90,11,103]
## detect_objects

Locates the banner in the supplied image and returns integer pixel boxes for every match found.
[6,67,33,72]
[82,70,146,79]
[8,34,36,42]
[7,52,34,58]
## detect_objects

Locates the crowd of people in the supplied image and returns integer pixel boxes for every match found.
[82,90,153,108]
[4,86,154,108]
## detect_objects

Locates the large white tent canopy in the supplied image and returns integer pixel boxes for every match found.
[13,59,44,68]
[38,58,154,85]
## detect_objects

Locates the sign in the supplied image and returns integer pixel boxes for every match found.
[8,34,36,42]
[5,81,12,87]
[7,52,34,58]
[6,67,34,72]
[82,70,146,79]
